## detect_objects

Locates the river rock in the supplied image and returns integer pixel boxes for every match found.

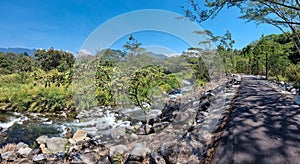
[128,143,151,162]
[1,151,17,162]
[150,152,166,164]
[73,129,87,142]
[80,151,98,164]
[161,104,179,122]
[46,137,68,153]
[28,148,41,160]
[15,158,33,164]
[159,141,194,163]
[109,144,128,161]
[110,127,126,140]
[17,147,32,158]
[152,122,169,133]
[172,108,196,131]
[68,151,98,164]
[36,135,48,144]
[68,138,76,145]
[32,154,47,163]
[16,142,29,150]
[130,133,139,142]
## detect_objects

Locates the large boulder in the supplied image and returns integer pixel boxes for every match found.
[16,142,29,150]
[36,135,48,144]
[128,143,151,162]
[172,108,196,131]
[109,144,128,158]
[159,141,199,163]
[46,137,68,153]
[17,147,32,158]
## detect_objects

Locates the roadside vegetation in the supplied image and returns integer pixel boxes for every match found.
[1,28,300,113]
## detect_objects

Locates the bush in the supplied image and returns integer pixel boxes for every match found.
[0,72,74,112]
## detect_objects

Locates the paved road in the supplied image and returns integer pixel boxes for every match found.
[212,75,300,164]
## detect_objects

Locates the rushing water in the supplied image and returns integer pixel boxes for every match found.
[0,80,192,147]
[0,106,161,147]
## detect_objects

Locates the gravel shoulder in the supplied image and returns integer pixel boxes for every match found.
[212,75,300,164]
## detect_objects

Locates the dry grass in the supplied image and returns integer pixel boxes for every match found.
[0,143,17,154]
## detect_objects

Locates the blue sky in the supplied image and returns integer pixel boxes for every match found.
[0,0,282,55]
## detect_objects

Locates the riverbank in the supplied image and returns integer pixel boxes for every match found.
[0,76,240,163]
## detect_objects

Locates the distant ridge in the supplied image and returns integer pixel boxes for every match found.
[0,48,36,56]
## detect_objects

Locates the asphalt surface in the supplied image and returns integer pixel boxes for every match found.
[212,75,300,164]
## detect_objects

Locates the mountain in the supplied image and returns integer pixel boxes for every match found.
[0,48,36,56]
[95,48,169,62]
[146,52,168,60]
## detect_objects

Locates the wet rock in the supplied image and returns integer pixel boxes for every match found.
[32,154,47,163]
[65,127,72,139]
[17,147,32,158]
[109,144,128,158]
[128,143,151,162]
[1,151,17,162]
[46,137,68,153]
[36,135,48,144]
[73,129,87,142]
[150,152,166,164]
[110,127,126,140]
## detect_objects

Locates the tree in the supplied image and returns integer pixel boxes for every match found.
[193,29,235,73]
[95,59,117,106]
[183,0,300,56]
[123,34,145,55]
[128,65,179,133]
[34,48,75,71]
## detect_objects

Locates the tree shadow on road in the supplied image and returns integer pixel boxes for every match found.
[213,78,300,164]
